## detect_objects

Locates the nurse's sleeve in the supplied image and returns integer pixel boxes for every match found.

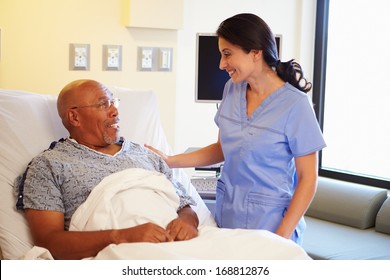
[286,95,327,157]
[214,79,233,127]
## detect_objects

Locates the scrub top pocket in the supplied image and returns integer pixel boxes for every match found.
[246,192,292,232]
[247,192,306,244]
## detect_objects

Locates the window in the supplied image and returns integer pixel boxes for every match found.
[313,0,390,189]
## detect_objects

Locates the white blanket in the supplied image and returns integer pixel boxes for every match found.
[70,168,180,231]
[25,168,311,260]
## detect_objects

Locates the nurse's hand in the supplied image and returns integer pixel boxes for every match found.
[144,144,168,161]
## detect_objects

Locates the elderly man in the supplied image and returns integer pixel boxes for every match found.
[15,79,198,260]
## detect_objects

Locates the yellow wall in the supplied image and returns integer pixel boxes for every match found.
[0,0,178,144]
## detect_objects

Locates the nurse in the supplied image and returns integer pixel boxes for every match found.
[146,13,326,244]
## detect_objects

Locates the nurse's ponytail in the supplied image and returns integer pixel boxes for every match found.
[274,59,312,93]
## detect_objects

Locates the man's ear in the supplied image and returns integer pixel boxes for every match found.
[68,110,80,126]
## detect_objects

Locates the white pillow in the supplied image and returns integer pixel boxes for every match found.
[0,87,214,260]
[0,89,66,260]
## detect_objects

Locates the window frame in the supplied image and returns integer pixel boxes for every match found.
[312,0,390,189]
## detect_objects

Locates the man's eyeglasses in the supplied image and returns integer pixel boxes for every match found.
[71,98,120,111]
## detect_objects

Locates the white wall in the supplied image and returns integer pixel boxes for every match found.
[174,0,317,153]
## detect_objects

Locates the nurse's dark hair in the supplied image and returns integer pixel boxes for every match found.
[216,13,312,93]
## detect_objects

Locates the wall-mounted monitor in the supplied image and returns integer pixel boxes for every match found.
[195,33,282,103]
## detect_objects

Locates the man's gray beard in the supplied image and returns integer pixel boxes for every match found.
[103,132,119,145]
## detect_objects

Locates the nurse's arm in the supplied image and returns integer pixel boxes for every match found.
[275,152,318,239]
[146,132,224,168]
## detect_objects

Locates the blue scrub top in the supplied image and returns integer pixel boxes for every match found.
[214,81,326,244]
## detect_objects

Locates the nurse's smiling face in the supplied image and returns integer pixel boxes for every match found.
[218,37,257,83]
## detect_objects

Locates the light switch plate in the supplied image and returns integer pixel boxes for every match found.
[103,45,122,71]
[69,43,90,70]
[159,47,172,71]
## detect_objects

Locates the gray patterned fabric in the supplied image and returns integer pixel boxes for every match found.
[15,137,195,230]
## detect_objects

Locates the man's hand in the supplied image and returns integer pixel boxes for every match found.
[167,205,199,241]
[116,223,173,243]
[26,209,173,259]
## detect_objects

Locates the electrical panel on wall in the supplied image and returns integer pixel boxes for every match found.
[137,47,172,72]
[103,45,122,71]
[69,43,90,71]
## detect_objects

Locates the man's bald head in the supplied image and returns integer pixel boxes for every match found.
[57,79,109,130]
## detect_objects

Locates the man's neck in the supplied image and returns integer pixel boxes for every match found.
[68,137,122,156]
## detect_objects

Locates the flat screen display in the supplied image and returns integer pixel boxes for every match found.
[195,33,281,103]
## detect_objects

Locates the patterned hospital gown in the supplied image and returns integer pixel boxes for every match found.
[15,137,194,230]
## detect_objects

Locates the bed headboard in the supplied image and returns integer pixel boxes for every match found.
[0,86,214,259]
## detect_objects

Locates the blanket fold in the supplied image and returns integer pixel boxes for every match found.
[70,168,180,231]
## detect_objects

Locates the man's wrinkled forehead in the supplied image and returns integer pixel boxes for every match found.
[84,84,113,100]
[99,84,114,98]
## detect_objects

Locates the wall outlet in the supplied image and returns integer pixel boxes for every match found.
[141,48,153,69]
[103,45,122,71]
[69,43,90,70]
[137,47,156,71]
